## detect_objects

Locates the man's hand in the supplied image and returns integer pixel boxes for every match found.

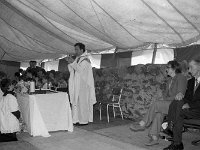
[65,56,75,63]
[175,92,184,101]
[182,103,190,109]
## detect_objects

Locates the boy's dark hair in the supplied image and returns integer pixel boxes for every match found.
[0,78,11,93]
[167,60,182,74]
[0,71,7,80]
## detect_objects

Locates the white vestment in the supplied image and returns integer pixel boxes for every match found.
[68,52,96,124]
[0,94,20,133]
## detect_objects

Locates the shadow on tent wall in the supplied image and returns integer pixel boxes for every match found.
[0,60,20,79]
[174,44,200,61]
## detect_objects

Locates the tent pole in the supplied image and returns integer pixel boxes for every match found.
[152,43,157,64]
[114,47,118,67]
[0,52,6,62]
[0,52,6,70]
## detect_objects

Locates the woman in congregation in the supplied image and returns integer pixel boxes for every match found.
[129,60,188,146]
[0,79,20,142]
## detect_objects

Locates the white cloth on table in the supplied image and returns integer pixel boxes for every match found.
[0,94,20,133]
[17,92,73,137]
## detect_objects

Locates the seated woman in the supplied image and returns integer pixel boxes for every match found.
[129,60,188,146]
[0,79,20,142]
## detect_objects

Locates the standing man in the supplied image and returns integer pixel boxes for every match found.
[67,43,96,125]
[26,61,42,76]
[164,58,200,150]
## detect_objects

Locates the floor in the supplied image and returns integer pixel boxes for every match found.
[0,110,200,150]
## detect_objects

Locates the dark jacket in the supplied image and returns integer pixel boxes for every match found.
[183,77,195,104]
[188,77,200,109]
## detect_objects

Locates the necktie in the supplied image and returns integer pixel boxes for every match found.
[195,79,199,87]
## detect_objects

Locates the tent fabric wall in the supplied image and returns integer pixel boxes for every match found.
[89,54,101,69]
[44,60,59,71]
[0,60,20,79]
[174,44,200,62]
[154,48,174,64]
[131,50,153,65]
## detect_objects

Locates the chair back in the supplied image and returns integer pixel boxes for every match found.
[112,88,123,103]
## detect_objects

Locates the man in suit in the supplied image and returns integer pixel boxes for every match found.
[164,58,200,150]
[166,76,195,132]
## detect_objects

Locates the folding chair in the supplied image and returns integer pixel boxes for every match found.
[99,88,123,123]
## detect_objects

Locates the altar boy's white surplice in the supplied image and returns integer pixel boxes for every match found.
[68,52,96,124]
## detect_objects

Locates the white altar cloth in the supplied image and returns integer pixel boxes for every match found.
[17,92,73,137]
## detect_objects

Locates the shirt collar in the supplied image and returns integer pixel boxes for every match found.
[80,51,87,57]
[197,76,200,83]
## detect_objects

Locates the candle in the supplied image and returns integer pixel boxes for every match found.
[30,81,35,93]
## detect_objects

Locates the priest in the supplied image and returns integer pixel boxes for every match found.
[67,43,96,125]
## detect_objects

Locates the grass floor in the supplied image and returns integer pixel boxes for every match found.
[75,109,133,131]
[1,109,200,150]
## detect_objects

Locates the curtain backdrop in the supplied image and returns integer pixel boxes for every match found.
[58,58,69,72]
[174,45,200,62]
[100,53,117,68]
[100,51,132,68]
[116,51,132,67]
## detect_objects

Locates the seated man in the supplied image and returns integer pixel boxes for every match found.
[164,58,200,150]
[166,75,195,135]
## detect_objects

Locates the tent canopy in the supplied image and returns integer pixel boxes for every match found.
[0,0,200,61]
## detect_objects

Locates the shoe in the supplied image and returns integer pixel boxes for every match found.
[145,139,159,146]
[73,123,79,126]
[162,128,173,137]
[78,123,88,126]
[163,143,184,150]
[74,123,88,126]
[129,124,145,132]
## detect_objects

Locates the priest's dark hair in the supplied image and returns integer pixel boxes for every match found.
[74,43,85,52]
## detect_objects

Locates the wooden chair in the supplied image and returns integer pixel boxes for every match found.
[161,118,200,146]
[99,88,123,123]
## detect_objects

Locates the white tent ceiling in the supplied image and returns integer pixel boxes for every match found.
[0,0,200,62]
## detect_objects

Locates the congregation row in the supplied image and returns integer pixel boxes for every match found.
[0,61,69,142]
